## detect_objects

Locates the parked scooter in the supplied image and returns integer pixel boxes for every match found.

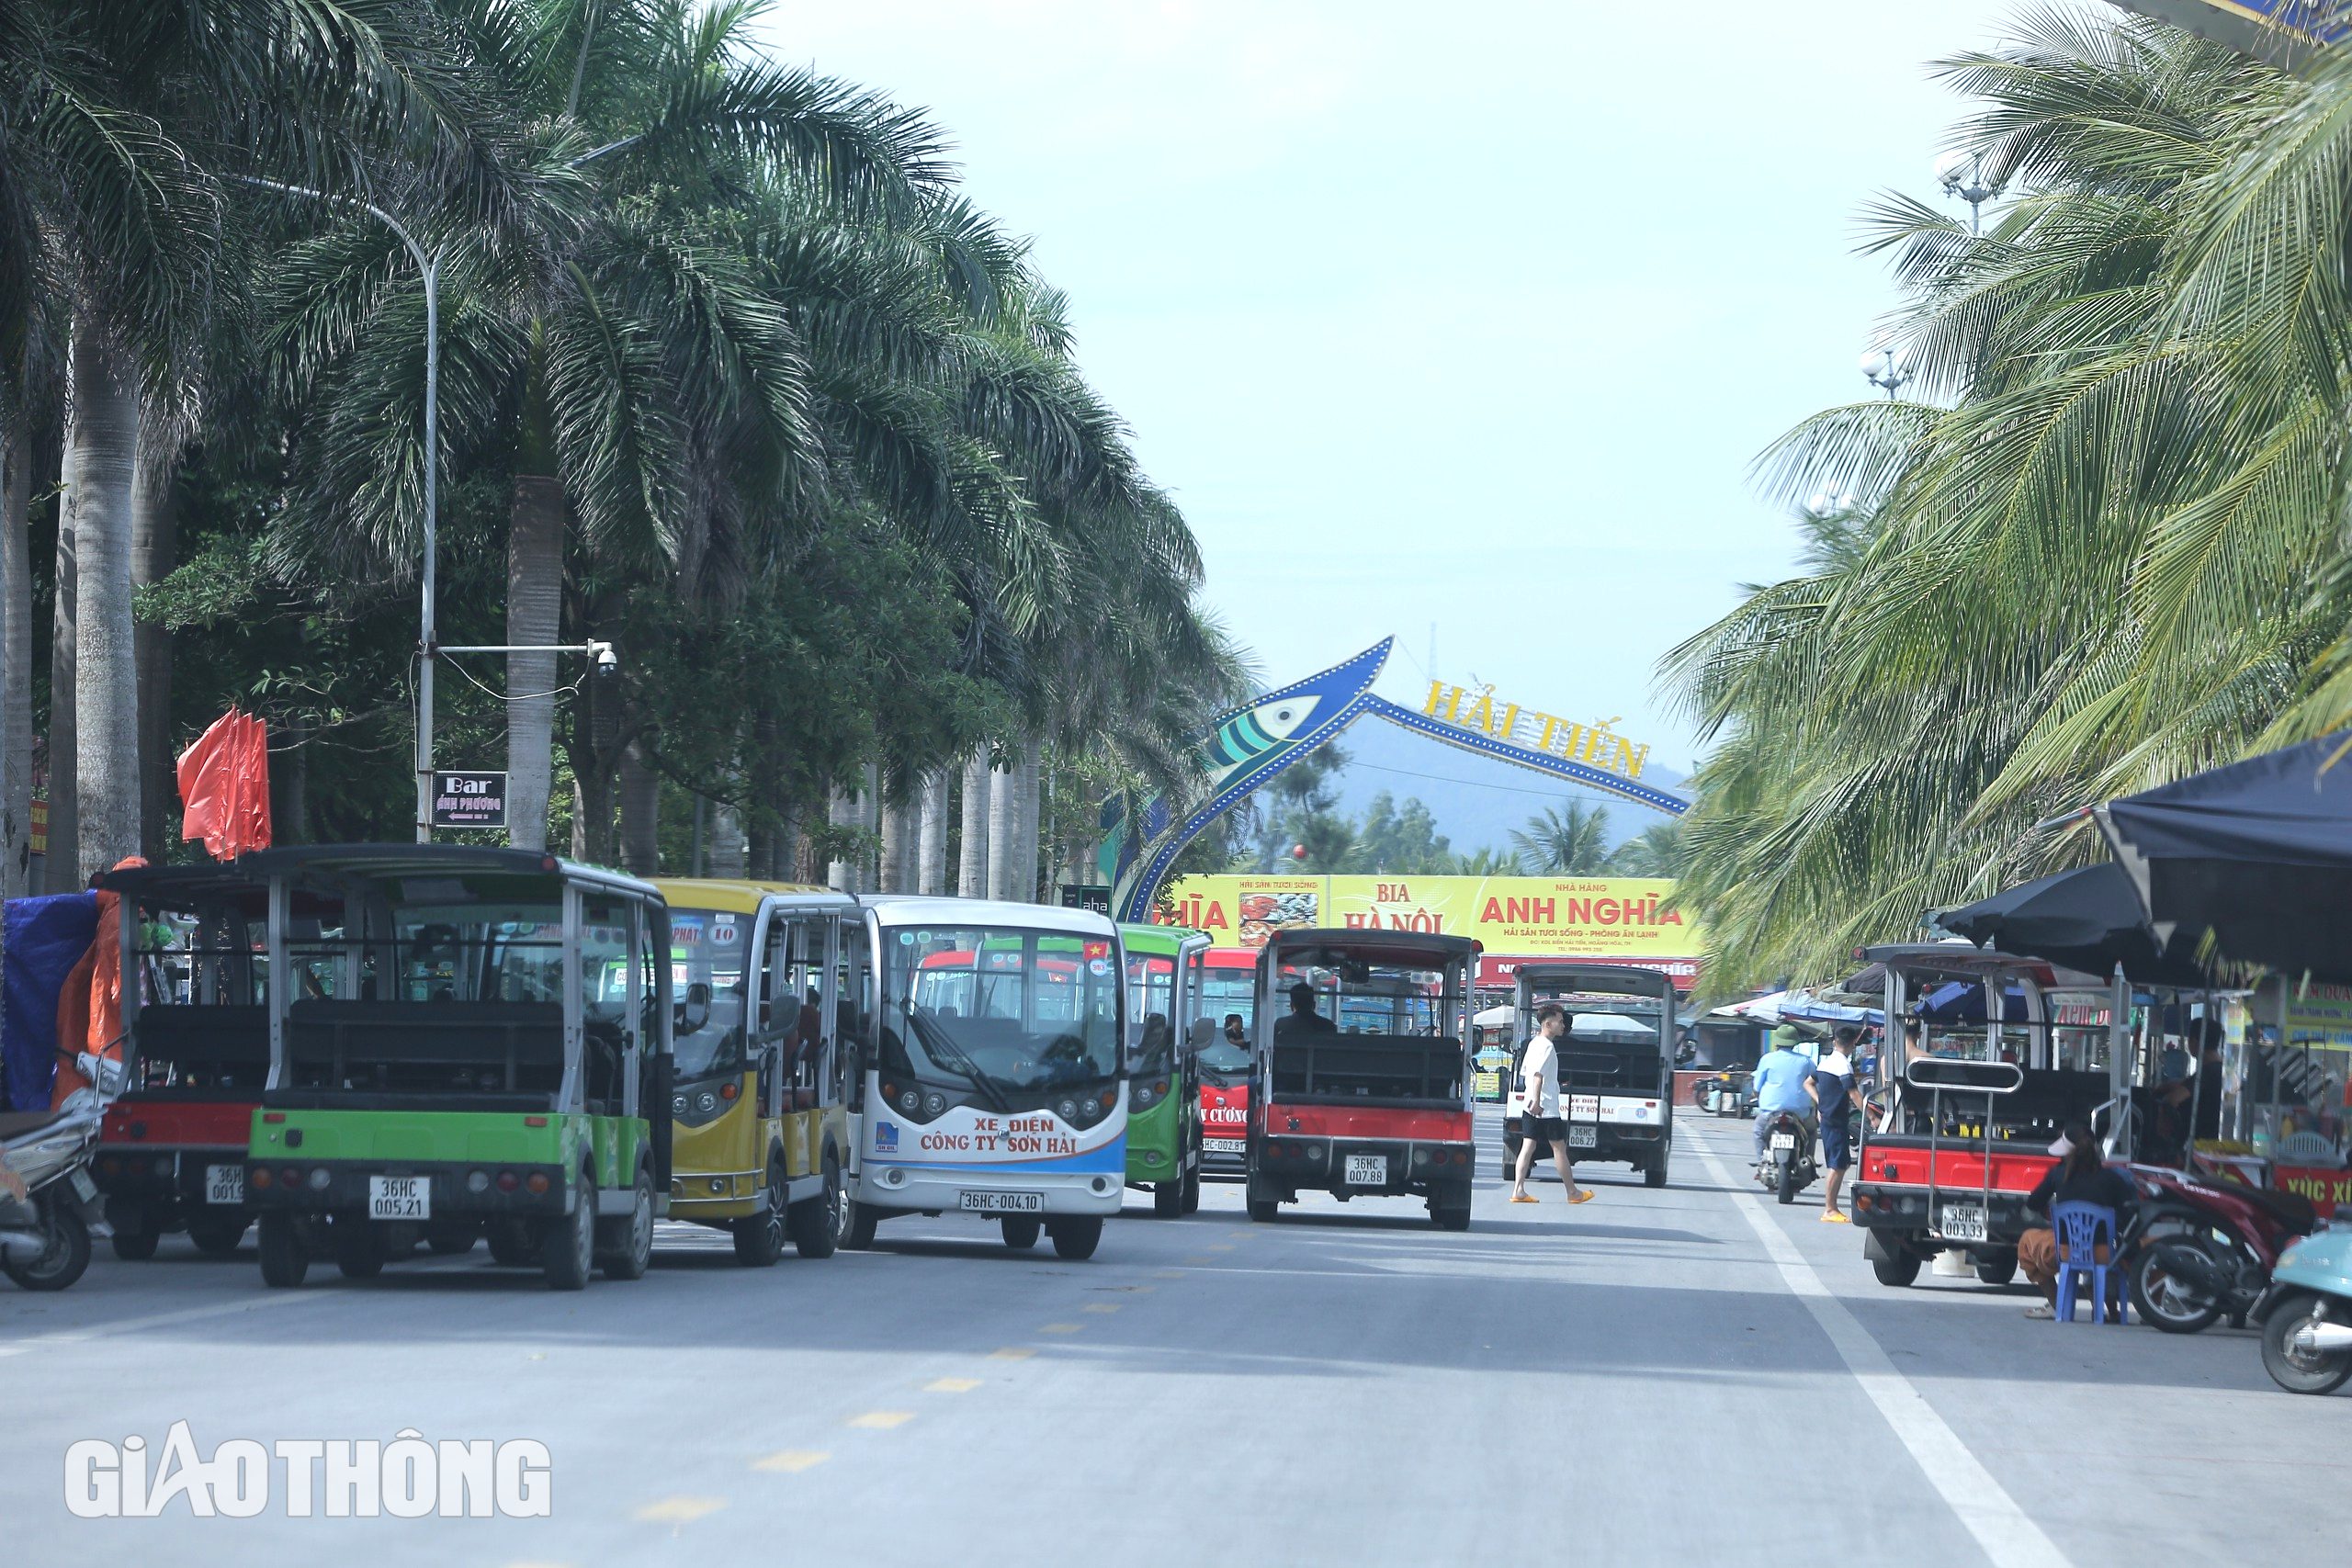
[2125,1163,2319,1334]
[2254,1226,2352,1395]
[1757,1108,1818,1205]
[0,1105,108,1292]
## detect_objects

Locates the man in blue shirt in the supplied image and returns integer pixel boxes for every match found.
[1750,1026,1817,1167]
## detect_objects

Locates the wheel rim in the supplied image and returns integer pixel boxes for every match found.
[2282,1306,2336,1373]
[2143,1260,2212,1324]
[827,1170,848,1242]
[633,1188,652,1261]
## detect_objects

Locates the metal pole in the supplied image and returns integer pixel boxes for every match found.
[416,254,438,841]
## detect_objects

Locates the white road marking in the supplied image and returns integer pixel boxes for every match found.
[0,1256,487,1359]
[1690,1135,2073,1568]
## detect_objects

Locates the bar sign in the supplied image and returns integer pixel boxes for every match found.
[433,771,509,829]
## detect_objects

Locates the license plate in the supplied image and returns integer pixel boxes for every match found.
[1204,1138,1244,1154]
[1567,1125,1597,1148]
[1344,1154,1386,1186]
[1770,1133,1796,1151]
[1939,1203,1987,1242]
[368,1175,429,1221]
[205,1164,244,1205]
[959,1190,1041,1213]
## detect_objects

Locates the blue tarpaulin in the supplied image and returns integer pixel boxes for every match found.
[3,893,97,1111]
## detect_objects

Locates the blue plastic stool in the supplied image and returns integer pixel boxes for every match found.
[2051,1201,2120,1325]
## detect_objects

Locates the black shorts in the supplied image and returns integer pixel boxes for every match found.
[1522,1113,1566,1143]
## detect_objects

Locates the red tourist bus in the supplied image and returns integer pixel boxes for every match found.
[1191,945,1257,1179]
[1244,929,1478,1230]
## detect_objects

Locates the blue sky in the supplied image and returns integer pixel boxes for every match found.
[761,0,2045,773]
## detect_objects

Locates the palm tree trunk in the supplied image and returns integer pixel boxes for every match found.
[916,772,947,895]
[44,456,75,890]
[617,739,658,873]
[1014,747,1042,903]
[131,438,175,859]
[988,746,1018,900]
[957,747,989,897]
[504,475,562,851]
[65,315,139,886]
[708,800,744,876]
[825,779,855,891]
[2,423,31,897]
[879,791,910,892]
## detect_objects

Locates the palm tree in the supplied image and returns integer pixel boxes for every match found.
[1511,801,1613,874]
[1663,13,2351,982]
[1608,819,1683,877]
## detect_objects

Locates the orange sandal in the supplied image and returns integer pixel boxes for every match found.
[1566,1190,1595,1204]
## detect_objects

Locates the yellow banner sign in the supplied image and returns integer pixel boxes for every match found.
[1420,681,1652,780]
[1155,874,1698,957]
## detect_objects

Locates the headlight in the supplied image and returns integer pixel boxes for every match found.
[924,1091,947,1116]
[695,1090,718,1113]
[900,1090,921,1112]
[1057,1099,1079,1122]
[672,1095,688,1116]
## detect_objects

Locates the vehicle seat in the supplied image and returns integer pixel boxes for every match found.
[2241,1185,2319,1234]
[0,1108,73,1141]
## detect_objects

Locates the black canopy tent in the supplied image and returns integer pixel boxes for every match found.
[1934,863,2214,989]
[2095,733,2352,986]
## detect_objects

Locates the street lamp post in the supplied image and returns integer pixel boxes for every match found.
[1860,338,1909,399]
[1934,149,2004,236]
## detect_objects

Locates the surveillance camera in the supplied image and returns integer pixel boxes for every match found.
[592,641,617,676]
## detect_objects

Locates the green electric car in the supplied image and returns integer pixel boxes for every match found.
[1120,924,1207,1216]
[240,845,673,1290]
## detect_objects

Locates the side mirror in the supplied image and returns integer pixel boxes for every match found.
[675,980,712,1034]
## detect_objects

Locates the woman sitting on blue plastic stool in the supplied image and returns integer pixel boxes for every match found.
[2017,1122,2137,1321]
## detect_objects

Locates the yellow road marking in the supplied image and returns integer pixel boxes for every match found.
[1082,1303,1122,1314]
[752,1450,829,1473]
[634,1496,726,1523]
[926,1377,982,1393]
[1039,1323,1084,1334]
[848,1411,914,1429]
[989,1347,1036,1360]
[1182,1256,1216,1264]
[1204,1244,1235,1252]
[1152,1269,1186,1279]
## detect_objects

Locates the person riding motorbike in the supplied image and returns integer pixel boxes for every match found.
[1749,1027,1815,1170]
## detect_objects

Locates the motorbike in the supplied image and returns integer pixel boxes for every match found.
[2125,1163,2319,1335]
[1757,1108,1818,1205]
[2253,1226,2352,1395]
[1699,1069,1754,1119]
[0,1105,108,1292]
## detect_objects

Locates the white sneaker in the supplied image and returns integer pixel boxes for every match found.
[2023,1303,2055,1320]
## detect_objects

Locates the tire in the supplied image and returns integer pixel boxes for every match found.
[257,1213,310,1288]
[1246,1172,1280,1224]
[2130,1242,2226,1334]
[1431,1194,1472,1232]
[187,1215,248,1257]
[599,1170,654,1280]
[542,1178,596,1292]
[1001,1215,1042,1250]
[424,1221,480,1256]
[1153,1180,1184,1218]
[1973,1250,2018,1287]
[734,1161,788,1268]
[1047,1216,1102,1260]
[843,1198,880,1251]
[1775,1156,1798,1206]
[2260,1292,2352,1395]
[485,1219,538,1267]
[109,1227,160,1261]
[1871,1247,1922,1288]
[1645,1153,1669,1190]
[1181,1169,1201,1214]
[2,1204,91,1292]
[788,1154,842,1259]
[333,1217,384,1280]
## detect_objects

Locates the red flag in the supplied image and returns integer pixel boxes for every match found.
[177,709,273,860]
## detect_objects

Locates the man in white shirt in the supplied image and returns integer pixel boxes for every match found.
[1510,1004,1592,1205]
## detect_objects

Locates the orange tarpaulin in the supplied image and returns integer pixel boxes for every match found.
[50,853,145,1108]
[177,708,272,862]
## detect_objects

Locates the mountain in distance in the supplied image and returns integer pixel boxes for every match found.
[1319,713,1689,863]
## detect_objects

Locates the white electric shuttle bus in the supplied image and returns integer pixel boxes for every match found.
[843,897,1128,1260]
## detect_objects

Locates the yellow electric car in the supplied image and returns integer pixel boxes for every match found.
[655,881,858,1263]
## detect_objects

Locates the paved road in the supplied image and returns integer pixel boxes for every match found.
[5,1111,2345,1566]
